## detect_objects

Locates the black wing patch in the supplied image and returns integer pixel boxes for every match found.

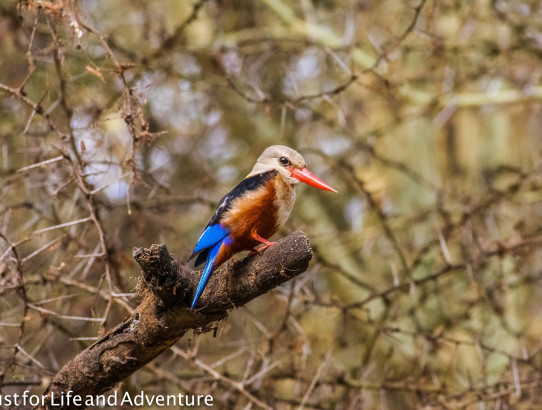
[194,248,209,267]
[206,170,278,228]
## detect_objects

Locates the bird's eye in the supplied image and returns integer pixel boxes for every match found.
[279,156,290,166]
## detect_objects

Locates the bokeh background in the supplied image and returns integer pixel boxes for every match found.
[2,0,542,408]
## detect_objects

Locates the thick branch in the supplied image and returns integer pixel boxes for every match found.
[39,231,312,409]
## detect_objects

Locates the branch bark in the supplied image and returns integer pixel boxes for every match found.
[38,231,312,409]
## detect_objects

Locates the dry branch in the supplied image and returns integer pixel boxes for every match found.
[38,231,312,410]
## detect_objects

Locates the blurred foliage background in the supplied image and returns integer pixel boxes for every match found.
[2,0,542,408]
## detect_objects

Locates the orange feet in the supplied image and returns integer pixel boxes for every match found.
[251,233,276,253]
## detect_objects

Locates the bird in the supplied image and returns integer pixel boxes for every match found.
[187,145,337,309]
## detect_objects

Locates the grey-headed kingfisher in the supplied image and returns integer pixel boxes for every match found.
[188,145,337,309]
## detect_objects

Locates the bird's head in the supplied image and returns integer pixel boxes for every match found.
[250,145,337,193]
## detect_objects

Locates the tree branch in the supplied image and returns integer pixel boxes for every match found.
[38,231,312,409]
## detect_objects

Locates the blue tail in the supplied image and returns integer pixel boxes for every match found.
[191,240,223,309]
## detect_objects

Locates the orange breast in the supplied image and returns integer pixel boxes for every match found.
[213,179,279,268]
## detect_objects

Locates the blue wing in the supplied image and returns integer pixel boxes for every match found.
[191,239,224,309]
[189,224,229,309]
[193,224,229,254]
[188,224,229,266]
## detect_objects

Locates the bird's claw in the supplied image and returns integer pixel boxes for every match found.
[249,243,275,257]
[257,243,273,252]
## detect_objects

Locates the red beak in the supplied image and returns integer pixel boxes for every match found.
[290,167,338,193]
